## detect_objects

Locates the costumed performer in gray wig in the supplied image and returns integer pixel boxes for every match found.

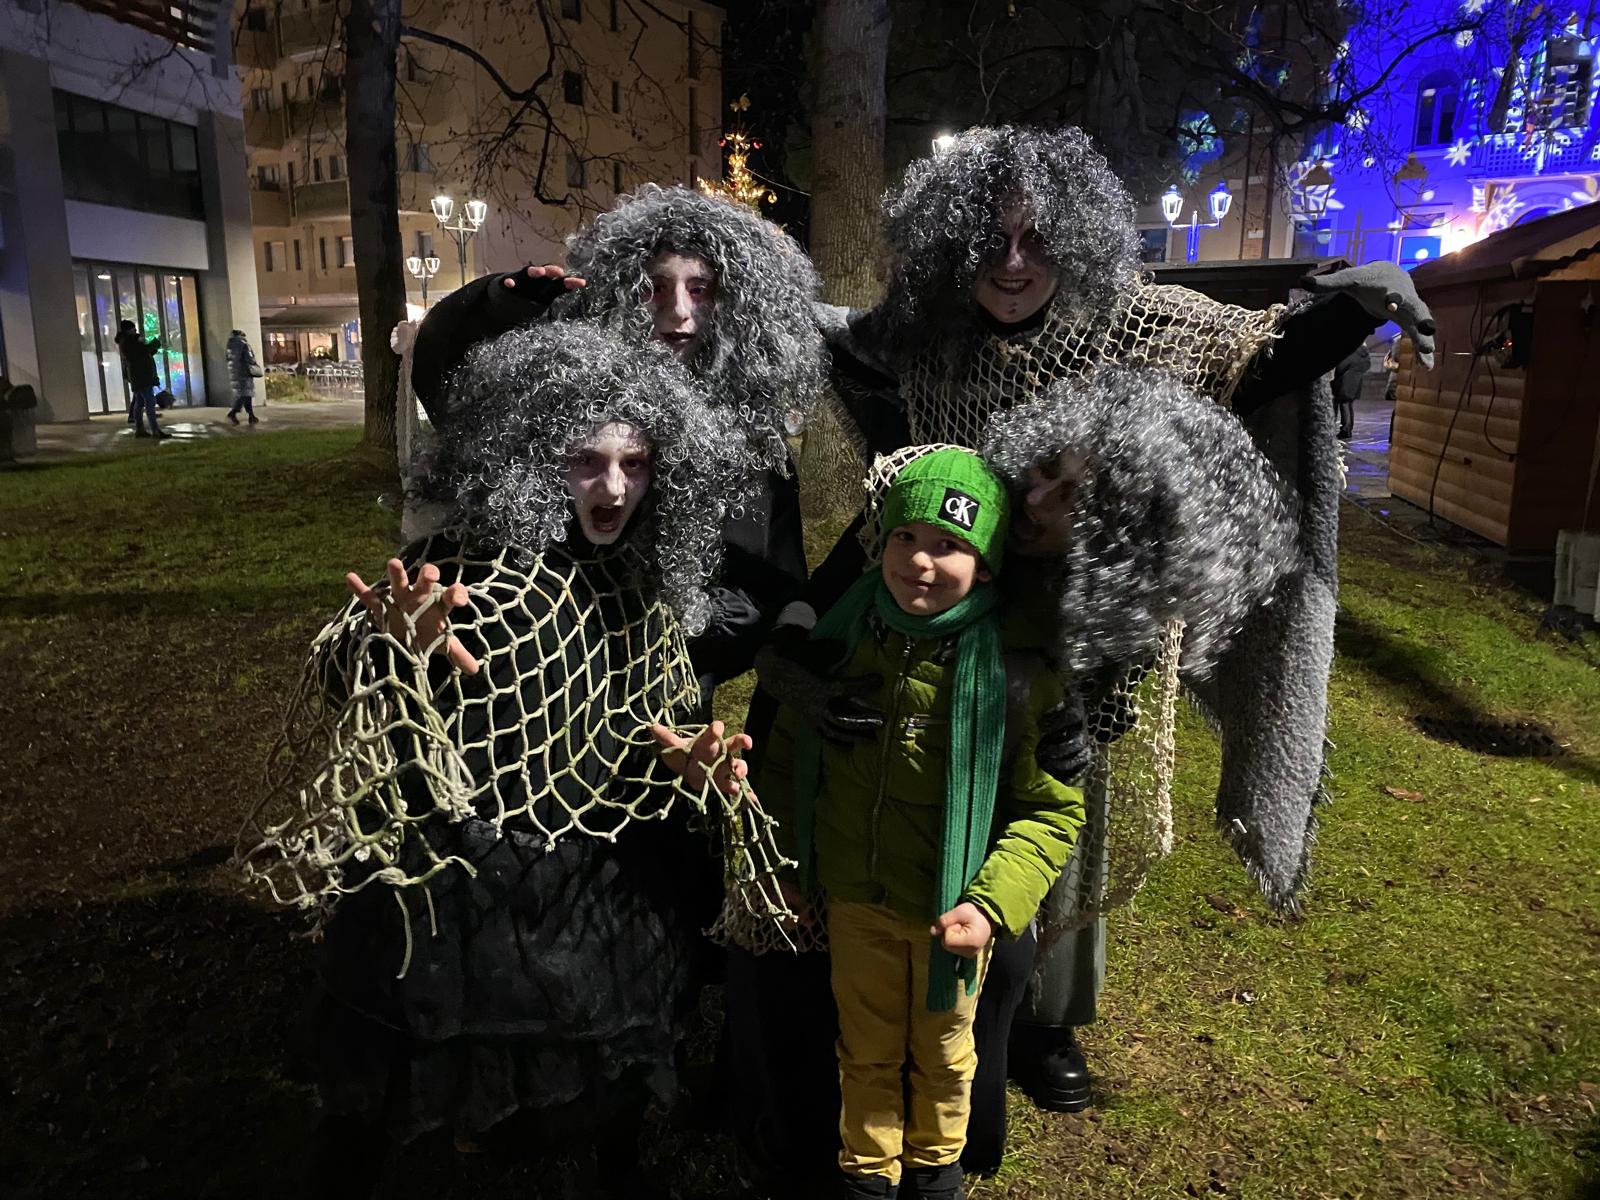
[239,323,773,1200]
[409,183,826,701]
[759,123,1435,1176]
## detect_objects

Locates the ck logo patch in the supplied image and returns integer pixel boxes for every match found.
[941,488,979,530]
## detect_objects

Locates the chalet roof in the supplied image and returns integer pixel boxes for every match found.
[1411,201,1600,289]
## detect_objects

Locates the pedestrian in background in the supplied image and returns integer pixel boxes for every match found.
[114,320,167,440]
[1331,341,1371,442]
[227,329,262,425]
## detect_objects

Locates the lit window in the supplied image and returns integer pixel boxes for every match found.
[1413,71,1460,148]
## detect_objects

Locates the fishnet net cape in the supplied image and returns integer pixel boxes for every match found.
[237,536,793,949]
[901,284,1282,448]
[798,287,1284,931]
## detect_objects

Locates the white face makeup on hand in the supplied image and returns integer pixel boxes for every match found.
[565,421,653,545]
[643,251,717,359]
[973,205,1061,325]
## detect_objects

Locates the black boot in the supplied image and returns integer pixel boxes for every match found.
[838,1170,897,1198]
[1013,1025,1092,1113]
[900,1162,963,1200]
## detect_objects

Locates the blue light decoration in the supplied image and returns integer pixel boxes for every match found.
[1287,1,1600,267]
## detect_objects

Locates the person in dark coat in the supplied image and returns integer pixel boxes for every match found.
[408,185,826,703]
[114,319,166,439]
[226,329,261,424]
[1332,342,1372,440]
[240,323,759,1199]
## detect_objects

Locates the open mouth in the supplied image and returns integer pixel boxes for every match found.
[988,277,1035,296]
[589,504,626,534]
[659,331,696,350]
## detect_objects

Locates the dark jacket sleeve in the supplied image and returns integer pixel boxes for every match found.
[1233,293,1379,417]
[688,463,809,684]
[409,272,551,421]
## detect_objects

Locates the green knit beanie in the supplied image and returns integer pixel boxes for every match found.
[881,447,1011,573]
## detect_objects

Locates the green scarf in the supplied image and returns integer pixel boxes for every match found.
[792,569,1006,1011]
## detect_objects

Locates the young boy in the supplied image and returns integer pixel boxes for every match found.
[760,447,1085,1200]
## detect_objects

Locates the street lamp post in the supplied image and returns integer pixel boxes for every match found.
[1161,181,1233,262]
[431,194,488,289]
[406,254,441,308]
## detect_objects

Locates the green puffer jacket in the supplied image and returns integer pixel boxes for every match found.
[761,618,1084,939]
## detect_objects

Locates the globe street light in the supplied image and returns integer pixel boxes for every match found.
[406,253,441,308]
[433,193,488,289]
[1161,180,1234,262]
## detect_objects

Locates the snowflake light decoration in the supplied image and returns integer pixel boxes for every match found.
[1461,0,1486,14]
[1445,138,1473,167]
[1455,29,1474,48]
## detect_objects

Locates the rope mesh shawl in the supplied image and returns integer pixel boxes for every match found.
[237,323,795,944]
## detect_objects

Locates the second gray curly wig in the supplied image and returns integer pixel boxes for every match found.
[983,366,1303,676]
[868,125,1142,369]
[427,321,739,634]
[556,184,825,476]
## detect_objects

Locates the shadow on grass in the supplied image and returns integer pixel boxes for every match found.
[0,588,335,619]
[0,886,317,1200]
[1335,608,1600,789]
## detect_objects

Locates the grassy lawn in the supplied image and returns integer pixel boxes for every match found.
[0,431,1595,1198]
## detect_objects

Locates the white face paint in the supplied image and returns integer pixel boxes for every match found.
[973,205,1061,325]
[565,421,652,545]
[643,251,717,359]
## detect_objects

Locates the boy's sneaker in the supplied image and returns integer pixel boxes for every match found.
[248,415,260,424]
[227,411,239,425]
[900,1164,962,1200]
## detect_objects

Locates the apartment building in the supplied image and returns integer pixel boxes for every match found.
[0,0,260,422]
[236,0,725,365]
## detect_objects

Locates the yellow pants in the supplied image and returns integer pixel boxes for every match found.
[828,900,991,1184]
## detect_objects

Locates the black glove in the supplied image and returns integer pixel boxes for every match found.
[1036,692,1091,786]
[499,265,576,308]
[753,625,883,747]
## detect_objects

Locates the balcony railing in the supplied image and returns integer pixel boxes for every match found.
[250,187,291,226]
[278,3,340,58]
[244,107,287,150]
[293,179,350,220]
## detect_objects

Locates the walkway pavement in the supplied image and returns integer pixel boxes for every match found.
[26,395,364,460]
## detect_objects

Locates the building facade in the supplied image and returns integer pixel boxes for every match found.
[1291,3,1598,268]
[1136,2,1600,269]
[236,0,724,365]
[0,0,260,421]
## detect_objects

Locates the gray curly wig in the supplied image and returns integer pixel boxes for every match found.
[427,321,739,634]
[555,184,826,476]
[983,366,1303,676]
[868,125,1142,368]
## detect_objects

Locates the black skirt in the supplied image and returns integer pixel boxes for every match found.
[314,811,702,1143]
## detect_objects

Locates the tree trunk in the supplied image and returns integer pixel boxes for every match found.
[808,0,890,308]
[345,0,404,473]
